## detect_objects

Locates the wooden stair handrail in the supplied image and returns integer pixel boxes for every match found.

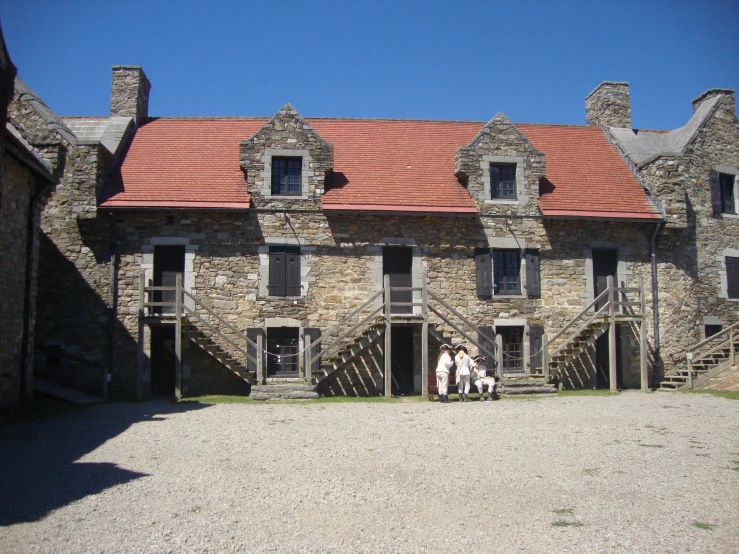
[546,288,610,349]
[428,304,496,363]
[686,321,739,355]
[426,289,496,350]
[312,305,384,365]
[549,302,610,360]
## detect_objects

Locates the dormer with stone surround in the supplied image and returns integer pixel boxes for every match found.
[455,113,546,217]
[240,104,333,210]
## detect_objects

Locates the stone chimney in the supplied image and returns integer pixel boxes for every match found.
[692,88,735,114]
[110,65,150,124]
[585,81,631,129]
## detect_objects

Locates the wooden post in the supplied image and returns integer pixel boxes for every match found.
[687,353,694,389]
[174,273,182,399]
[304,334,311,383]
[421,276,429,398]
[384,274,392,399]
[542,334,550,381]
[639,276,649,390]
[137,272,145,400]
[256,332,264,385]
[496,334,503,377]
[608,275,617,392]
[731,327,735,367]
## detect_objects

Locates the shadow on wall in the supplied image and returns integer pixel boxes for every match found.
[34,231,138,397]
[0,399,211,525]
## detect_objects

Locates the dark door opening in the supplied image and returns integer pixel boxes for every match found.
[499,326,524,375]
[153,245,185,314]
[595,325,623,389]
[267,327,300,377]
[390,326,414,395]
[383,247,413,314]
[592,249,618,310]
[150,326,175,396]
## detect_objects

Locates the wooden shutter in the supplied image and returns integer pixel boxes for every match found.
[710,170,722,215]
[475,251,493,297]
[727,257,739,299]
[286,250,301,297]
[477,325,496,370]
[268,251,286,296]
[525,249,541,297]
[246,328,265,374]
[529,324,544,372]
[304,328,322,375]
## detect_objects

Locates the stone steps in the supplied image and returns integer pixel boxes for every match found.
[500,377,557,395]
[251,382,319,401]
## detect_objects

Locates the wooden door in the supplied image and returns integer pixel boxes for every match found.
[154,245,185,314]
[383,247,413,314]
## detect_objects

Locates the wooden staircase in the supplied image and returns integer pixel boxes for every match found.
[181,323,254,383]
[661,322,739,389]
[544,276,647,390]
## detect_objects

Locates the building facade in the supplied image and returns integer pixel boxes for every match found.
[8,67,737,399]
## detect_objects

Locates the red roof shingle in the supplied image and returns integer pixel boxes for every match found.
[104,117,660,220]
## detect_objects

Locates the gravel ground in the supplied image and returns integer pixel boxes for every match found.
[1,392,738,553]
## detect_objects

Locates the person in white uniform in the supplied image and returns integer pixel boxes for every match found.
[454,345,474,402]
[472,355,497,402]
[435,344,453,403]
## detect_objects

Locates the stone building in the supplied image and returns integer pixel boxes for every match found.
[0,28,57,413]
[12,66,737,399]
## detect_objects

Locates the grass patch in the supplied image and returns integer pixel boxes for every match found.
[180,395,252,404]
[558,389,619,396]
[553,508,575,515]
[679,390,739,401]
[692,521,714,531]
[552,520,583,528]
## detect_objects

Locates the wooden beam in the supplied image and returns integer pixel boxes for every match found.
[542,333,550,381]
[256,331,264,385]
[384,274,392,399]
[174,273,182,399]
[639,276,648,390]
[608,275,618,392]
[421,277,428,398]
[137,272,145,400]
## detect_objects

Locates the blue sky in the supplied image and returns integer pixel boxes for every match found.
[2,0,738,129]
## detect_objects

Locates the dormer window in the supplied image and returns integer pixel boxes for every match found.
[271,157,302,196]
[491,163,517,200]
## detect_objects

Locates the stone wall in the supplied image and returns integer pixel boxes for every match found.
[108,206,656,396]
[639,92,739,373]
[0,153,35,404]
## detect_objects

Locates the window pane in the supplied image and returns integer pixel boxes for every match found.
[493,249,520,293]
[491,163,517,199]
[720,173,735,214]
[271,157,302,196]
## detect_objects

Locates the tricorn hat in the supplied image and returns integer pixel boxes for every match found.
[439,344,452,351]
[455,344,468,354]
[473,355,485,362]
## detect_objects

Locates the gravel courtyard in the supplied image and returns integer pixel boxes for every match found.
[1,392,738,553]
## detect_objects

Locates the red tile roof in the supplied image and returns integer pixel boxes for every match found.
[103,117,661,220]
[519,124,661,220]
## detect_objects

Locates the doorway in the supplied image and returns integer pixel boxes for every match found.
[150,326,175,396]
[595,325,623,389]
[383,247,413,314]
[390,326,415,395]
[592,249,618,310]
[153,245,185,314]
[267,327,300,377]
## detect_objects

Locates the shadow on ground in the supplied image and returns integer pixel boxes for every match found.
[0,400,211,526]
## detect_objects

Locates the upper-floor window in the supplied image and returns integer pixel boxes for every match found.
[726,256,739,299]
[721,172,737,215]
[271,157,302,196]
[493,249,521,294]
[490,163,517,200]
[268,246,301,297]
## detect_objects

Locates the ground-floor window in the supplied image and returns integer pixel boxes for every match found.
[499,326,524,374]
[705,324,723,339]
[267,327,299,376]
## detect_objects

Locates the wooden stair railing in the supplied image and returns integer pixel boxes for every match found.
[664,321,739,389]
